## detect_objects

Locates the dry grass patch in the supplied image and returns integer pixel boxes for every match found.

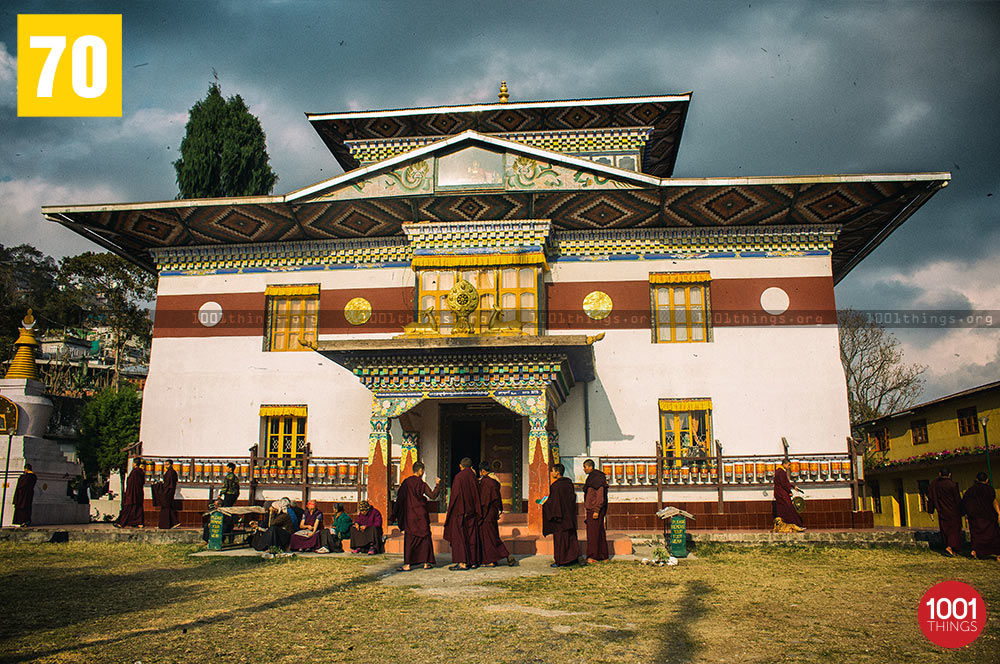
[0,542,996,663]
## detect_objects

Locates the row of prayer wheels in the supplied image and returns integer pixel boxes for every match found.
[600,459,852,485]
[256,462,369,485]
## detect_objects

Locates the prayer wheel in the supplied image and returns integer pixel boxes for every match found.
[672,466,681,484]
[700,468,710,484]
[497,472,514,513]
[755,463,766,482]
[213,463,223,478]
[637,464,647,483]
[809,461,820,478]
[322,464,332,483]
[154,461,163,476]
[613,464,624,484]
[349,463,358,483]
[820,461,831,479]
[723,464,733,482]
[646,463,657,484]
[734,463,744,483]
[362,462,368,483]
[267,466,276,481]
[307,463,316,480]
[625,463,636,483]
[839,460,851,478]
[338,462,349,483]
[194,462,203,481]
[239,463,249,479]
[709,466,718,483]
[766,462,776,480]
[602,463,613,479]
[790,461,801,480]
[181,462,191,479]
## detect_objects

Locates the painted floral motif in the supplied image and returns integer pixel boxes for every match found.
[384,160,432,192]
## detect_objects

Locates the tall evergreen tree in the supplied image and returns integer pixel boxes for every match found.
[173,82,278,198]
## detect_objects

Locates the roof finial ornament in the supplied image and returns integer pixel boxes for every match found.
[498,81,509,103]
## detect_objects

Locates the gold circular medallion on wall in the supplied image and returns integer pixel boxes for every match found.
[344,297,373,325]
[582,290,613,320]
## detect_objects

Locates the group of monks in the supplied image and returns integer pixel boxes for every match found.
[114,458,181,530]
[392,457,611,571]
[929,469,1000,560]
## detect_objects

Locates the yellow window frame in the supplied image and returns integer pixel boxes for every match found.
[651,273,710,343]
[263,414,307,466]
[417,266,538,334]
[265,285,319,352]
[658,399,713,467]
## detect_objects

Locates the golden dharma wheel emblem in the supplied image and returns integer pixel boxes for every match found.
[344,297,373,326]
[582,290,612,320]
[447,280,479,334]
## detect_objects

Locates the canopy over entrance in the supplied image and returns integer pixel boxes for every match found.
[312,334,599,532]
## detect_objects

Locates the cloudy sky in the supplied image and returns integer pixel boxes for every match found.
[1,1,997,401]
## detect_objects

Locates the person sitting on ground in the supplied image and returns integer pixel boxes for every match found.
[349,499,384,555]
[251,499,294,552]
[316,503,352,553]
[289,500,324,551]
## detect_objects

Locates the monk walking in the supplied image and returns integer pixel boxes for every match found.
[443,457,481,570]
[582,459,609,562]
[543,463,581,567]
[114,458,146,528]
[392,462,441,571]
[478,463,516,567]
[961,472,1000,561]
[11,463,37,527]
[928,468,963,556]
[773,460,806,532]
[158,459,180,529]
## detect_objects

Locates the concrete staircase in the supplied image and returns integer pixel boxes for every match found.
[383,512,633,556]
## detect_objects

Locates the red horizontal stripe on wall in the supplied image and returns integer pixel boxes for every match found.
[152,276,835,338]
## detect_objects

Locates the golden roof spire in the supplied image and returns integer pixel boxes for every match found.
[498,81,509,103]
[4,309,40,381]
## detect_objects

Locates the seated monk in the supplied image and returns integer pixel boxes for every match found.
[349,500,384,554]
[316,503,352,553]
[289,500,324,551]
[251,499,294,551]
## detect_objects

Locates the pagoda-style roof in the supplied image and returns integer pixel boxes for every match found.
[43,127,950,284]
[305,94,692,177]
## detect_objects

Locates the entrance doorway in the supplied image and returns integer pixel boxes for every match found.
[440,403,522,512]
[893,478,908,527]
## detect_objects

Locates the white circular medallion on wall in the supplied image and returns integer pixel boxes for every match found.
[759,287,790,315]
[198,301,224,327]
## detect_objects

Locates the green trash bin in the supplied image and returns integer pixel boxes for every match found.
[207,510,225,551]
[669,514,688,558]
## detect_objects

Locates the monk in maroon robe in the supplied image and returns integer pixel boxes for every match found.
[115,460,146,528]
[12,464,37,527]
[391,462,441,570]
[543,463,581,567]
[773,461,805,531]
[443,457,482,570]
[158,460,180,529]
[478,463,516,567]
[583,459,609,562]
[961,472,1000,560]
[928,468,963,556]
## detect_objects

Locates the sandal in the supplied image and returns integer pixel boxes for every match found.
[423,564,434,569]
[396,566,410,572]
[448,564,468,571]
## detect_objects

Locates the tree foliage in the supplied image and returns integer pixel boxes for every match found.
[76,384,142,481]
[173,82,278,198]
[58,252,156,390]
[838,308,925,425]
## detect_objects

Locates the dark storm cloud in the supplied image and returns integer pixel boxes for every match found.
[1,1,997,397]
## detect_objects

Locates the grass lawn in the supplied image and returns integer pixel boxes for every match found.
[0,542,997,663]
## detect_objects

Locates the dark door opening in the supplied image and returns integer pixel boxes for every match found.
[893,478,908,527]
[449,420,482,483]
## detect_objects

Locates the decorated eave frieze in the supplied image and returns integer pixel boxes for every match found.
[150,224,839,275]
[551,225,840,260]
[346,127,653,167]
[350,352,574,405]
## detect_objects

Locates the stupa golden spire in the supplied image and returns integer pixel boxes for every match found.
[4,310,40,380]
[498,81,509,103]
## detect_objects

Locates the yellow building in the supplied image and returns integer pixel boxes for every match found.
[859,380,999,528]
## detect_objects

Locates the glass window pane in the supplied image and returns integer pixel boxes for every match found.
[673,287,687,305]
[521,292,535,309]
[675,326,687,341]
[480,270,495,290]
[421,295,436,311]
[422,272,438,290]
[502,269,517,288]
[691,325,704,341]
[689,287,702,304]
[519,267,534,288]
[501,292,516,309]
[439,271,454,290]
